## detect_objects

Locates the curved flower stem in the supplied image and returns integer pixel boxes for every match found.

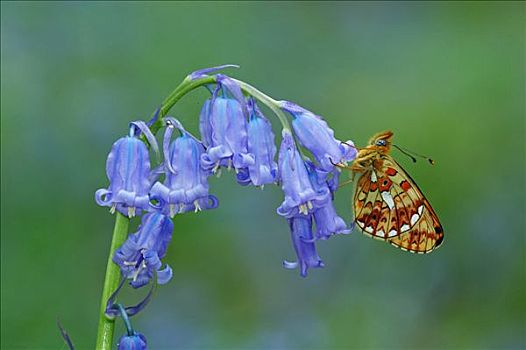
[232,78,291,131]
[116,304,134,336]
[149,74,291,134]
[95,212,130,350]
[149,75,217,135]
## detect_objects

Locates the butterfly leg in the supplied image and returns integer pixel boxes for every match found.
[350,154,376,173]
[338,178,355,188]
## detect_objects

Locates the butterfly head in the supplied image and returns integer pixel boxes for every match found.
[369,130,393,151]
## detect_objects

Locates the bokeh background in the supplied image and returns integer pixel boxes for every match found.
[1,2,525,349]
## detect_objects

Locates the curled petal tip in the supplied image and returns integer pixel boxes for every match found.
[189,64,240,80]
[300,235,317,243]
[95,189,112,206]
[157,265,173,285]
[283,260,298,270]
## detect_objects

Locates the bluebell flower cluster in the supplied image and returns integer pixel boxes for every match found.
[96,66,357,289]
[277,129,354,276]
[96,118,218,288]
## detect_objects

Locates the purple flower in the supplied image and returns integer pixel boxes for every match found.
[312,203,350,240]
[199,76,250,173]
[118,332,147,350]
[281,101,357,172]
[113,212,173,288]
[95,127,154,218]
[150,119,217,217]
[235,98,278,187]
[305,161,350,240]
[283,215,324,277]
[276,130,330,218]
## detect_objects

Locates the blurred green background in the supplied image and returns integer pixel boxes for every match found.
[1,2,525,349]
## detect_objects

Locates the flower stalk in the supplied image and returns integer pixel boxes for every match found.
[150,74,291,134]
[95,212,130,350]
[232,78,291,131]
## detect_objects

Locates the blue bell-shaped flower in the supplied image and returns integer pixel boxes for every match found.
[95,122,157,218]
[276,130,330,218]
[282,101,356,172]
[150,118,218,217]
[199,75,250,173]
[113,212,174,288]
[283,215,324,277]
[235,98,278,187]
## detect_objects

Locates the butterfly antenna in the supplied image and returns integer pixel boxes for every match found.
[393,144,435,165]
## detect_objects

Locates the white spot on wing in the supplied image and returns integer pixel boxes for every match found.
[356,220,365,228]
[381,191,395,209]
[401,224,410,232]
[388,229,398,237]
[376,230,386,238]
[365,226,374,233]
[411,213,420,225]
[418,205,424,215]
[371,170,377,183]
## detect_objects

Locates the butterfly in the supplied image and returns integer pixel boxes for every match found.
[344,131,443,253]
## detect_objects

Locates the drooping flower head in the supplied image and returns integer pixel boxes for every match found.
[283,215,324,277]
[235,98,278,187]
[281,101,357,172]
[277,130,330,218]
[95,121,158,218]
[113,212,174,288]
[117,332,147,350]
[150,118,218,217]
[199,75,250,173]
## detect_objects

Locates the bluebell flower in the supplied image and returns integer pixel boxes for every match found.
[305,161,350,240]
[199,75,250,173]
[326,167,341,194]
[150,118,217,217]
[235,98,278,187]
[117,332,147,350]
[95,122,157,218]
[283,215,324,277]
[277,130,330,218]
[113,212,173,288]
[281,101,357,172]
[312,203,350,240]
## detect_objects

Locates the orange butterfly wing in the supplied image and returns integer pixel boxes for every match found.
[353,155,443,253]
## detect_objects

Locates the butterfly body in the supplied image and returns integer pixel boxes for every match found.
[351,131,444,254]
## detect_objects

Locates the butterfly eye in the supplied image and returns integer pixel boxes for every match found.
[375,140,386,146]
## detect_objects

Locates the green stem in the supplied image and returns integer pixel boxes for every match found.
[232,78,291,131]
[149,75,291,134]
[115,304,134,336]
[95,213,130,350]
[149,75,217,135]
